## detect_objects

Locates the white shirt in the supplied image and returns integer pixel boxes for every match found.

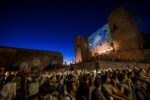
[0,82,16,100]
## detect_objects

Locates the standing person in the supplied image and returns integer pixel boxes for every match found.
[0,75,17,100]
[28,76,40,100]
[39,77,50,100]
[59,83,68,100]
[0,69,5,91]
[95,61,100,73]
[19,74,26,100]
[76,75,90,100]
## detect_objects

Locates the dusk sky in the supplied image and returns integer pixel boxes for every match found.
[0,0,149,62]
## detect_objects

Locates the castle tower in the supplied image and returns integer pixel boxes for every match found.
[108,7,144,52]
[75,35,89,63]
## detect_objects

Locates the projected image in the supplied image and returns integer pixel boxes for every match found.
[88,24,113,51]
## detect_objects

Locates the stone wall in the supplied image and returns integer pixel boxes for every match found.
[75,36,89,63]
[96,49,150,63]
[0,47,63,68]
[74,7,149,64]
[73,60,150,71]
[103,50,144,61]
[0,48,17,66]
[108,7,144,51]
[142,49,150,62]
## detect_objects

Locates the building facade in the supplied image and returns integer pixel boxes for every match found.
[75,35,89,63]
[0,46,63,70]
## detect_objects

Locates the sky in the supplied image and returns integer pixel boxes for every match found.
[0,0,150,62]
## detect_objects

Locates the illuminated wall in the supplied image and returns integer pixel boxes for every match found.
[88,24,113,56]
[75,36,89,63]
[75,7,147,62]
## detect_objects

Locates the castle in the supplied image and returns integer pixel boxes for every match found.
[75,7,150,63]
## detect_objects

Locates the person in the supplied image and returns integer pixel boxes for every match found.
[144,67,150,77]
[0,75,17,100]
[0,71,5,90]
[64,81,77,100]
[119,73,133,99]
[59,83,68,100]
[39,77,50,100]
[89,77,95,100]
[101,75,126,100]
[49,76,58,98]
[28,76,39,100]
[91,77,105,100]
[76,75,90,100]
[132,74,147,100]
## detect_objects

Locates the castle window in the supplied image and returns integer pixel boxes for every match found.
[113,24,117,30]
[111,24,118,32]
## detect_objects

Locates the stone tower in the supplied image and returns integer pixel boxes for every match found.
[75,35,89,63]
[108,7,144,52]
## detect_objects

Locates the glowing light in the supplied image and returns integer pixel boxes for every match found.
[64,59,75,65]
[97,47,113,54]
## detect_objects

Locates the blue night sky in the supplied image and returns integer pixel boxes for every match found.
[0,0,149,62]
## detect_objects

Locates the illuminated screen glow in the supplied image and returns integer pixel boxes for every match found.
[88,24,113,51]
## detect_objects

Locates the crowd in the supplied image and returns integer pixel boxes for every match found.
[0,66,150,100]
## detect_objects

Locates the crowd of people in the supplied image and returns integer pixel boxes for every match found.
[0,66,150,100]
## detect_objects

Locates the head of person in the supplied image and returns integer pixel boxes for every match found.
[63,83,67,92]
[66,81,77,94]
[50,76,56,83]
[101,75,110,84]
[94,77,102,88]
[5,75,14,83]
[44,77,49,83]
[119,73,128,82]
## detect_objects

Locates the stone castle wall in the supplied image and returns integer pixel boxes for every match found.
[75,7,150,63]
[98,50,144,61]
[108,7,144,51]
[75,36,89,63]
[0,47,63,68]
[73,60,150,71]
